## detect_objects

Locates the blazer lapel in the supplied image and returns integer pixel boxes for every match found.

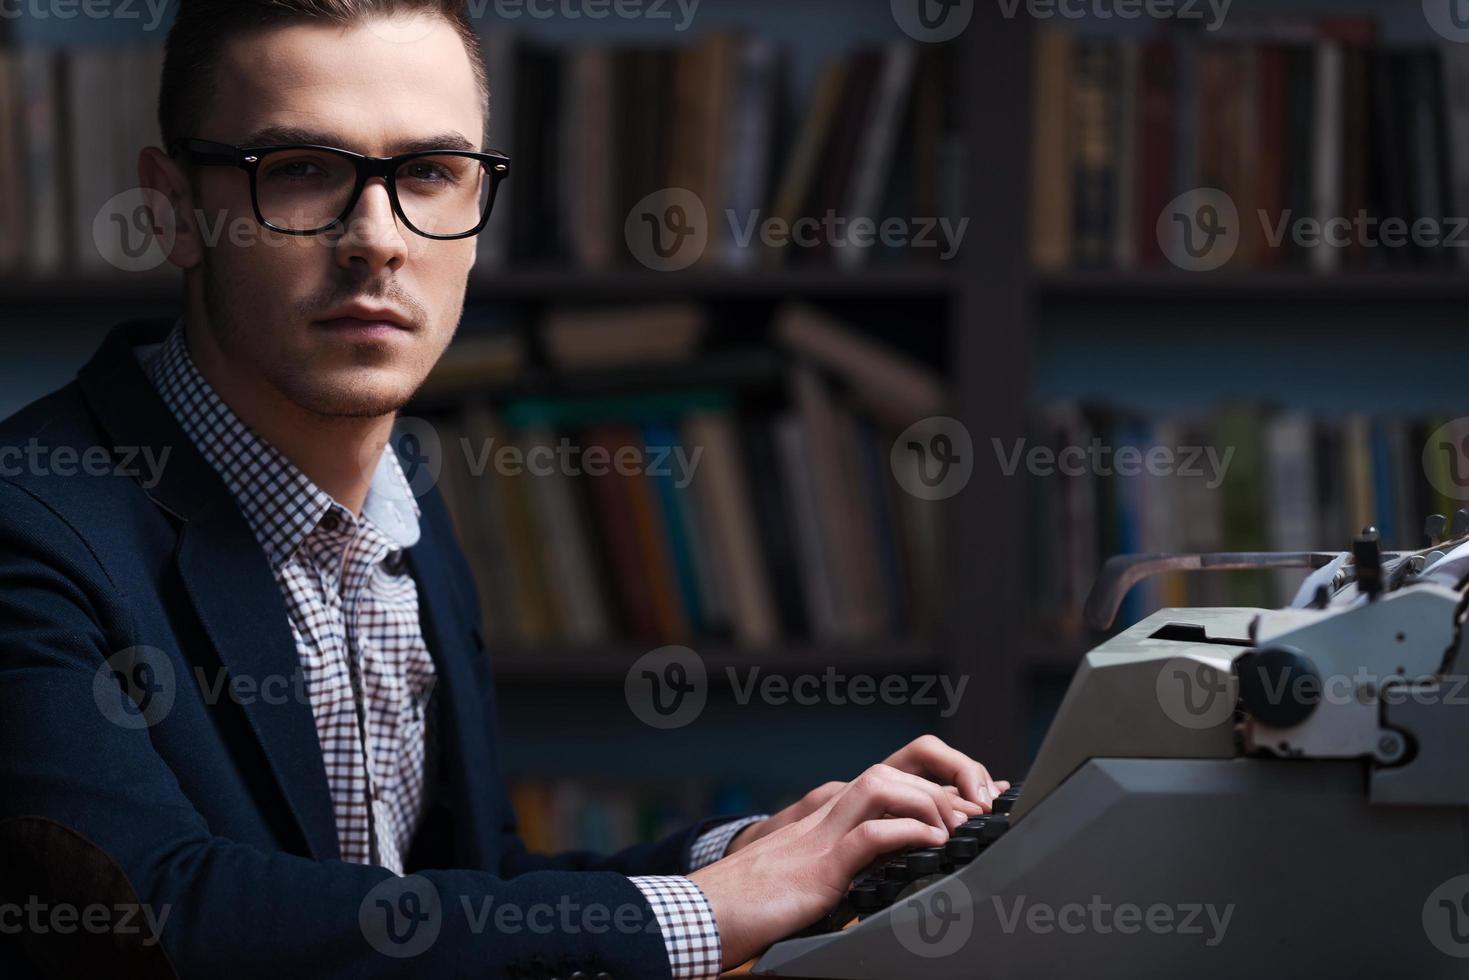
[175,511,341,861]
[77,320,340,861]
[405,490,497,870]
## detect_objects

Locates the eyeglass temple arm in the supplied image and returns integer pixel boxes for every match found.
[171,139,241,165]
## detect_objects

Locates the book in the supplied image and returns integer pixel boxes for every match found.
[1029,28,1074,271]
[1071,40,1119,270]
[1135,38,1174,268]
[774,303,944,426]
[837,42,918,269]
[684,412,779,648]
[721,36,781,271]
[541,304,707,370]
[773,415,840,640]
[520,424,613,644]
[0,50,24,272]
[767,57,848,268]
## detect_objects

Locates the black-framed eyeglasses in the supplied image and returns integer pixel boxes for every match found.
[170,138,511,240]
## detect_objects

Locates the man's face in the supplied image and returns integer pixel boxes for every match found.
[190,14,485,419]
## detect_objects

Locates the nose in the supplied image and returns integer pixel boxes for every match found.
[333,178,408,276]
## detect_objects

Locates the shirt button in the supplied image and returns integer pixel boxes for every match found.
[321,512,341,532]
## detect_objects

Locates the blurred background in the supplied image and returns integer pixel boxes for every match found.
[3,0,1468,851]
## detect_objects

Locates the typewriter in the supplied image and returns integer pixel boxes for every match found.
[749,516,1469,979]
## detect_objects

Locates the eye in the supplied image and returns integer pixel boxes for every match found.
[402,161,456,184]
[261,155,337,182]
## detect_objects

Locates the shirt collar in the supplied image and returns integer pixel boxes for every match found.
[144,320,421,564]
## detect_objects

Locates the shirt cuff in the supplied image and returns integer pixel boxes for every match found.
[688,815,769,871]
[630,875,722,980]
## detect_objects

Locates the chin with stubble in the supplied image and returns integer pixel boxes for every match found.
[200,253,460,422]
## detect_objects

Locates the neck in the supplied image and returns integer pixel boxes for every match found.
[181,310,391,516]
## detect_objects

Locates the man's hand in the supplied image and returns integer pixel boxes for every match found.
[689,763,974,969]
[882,734,1009,809]
[724,735,1006,855]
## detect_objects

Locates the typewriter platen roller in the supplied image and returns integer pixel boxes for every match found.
[750,526,1469,979]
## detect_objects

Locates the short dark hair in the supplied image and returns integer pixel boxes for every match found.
[158,0,490,150]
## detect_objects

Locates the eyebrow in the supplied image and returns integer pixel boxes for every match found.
[237,125,480,154]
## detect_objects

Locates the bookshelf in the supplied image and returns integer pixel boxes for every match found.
[1008,0,1469,773]
[9,2,1466,813]
[1,267,957,306]
[0,0,1008,837]
[1037,268,1469,300]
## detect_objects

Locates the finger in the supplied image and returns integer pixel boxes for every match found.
[836,818,950,873]
[804,781,846,811]
[893,735,999,806]
[825,767,956,839]
[947,791,984,814]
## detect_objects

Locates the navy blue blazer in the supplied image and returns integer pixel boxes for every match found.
[0,319,729,978]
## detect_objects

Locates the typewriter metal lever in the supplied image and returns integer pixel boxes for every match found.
[1083,551,1344,632]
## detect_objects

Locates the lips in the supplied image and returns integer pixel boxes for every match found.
[312,305,415,332]
[314,302,414,329]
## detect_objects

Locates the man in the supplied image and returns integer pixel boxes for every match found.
[0,2,1007,976]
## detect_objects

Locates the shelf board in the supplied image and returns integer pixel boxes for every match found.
[1035,268,1469,302]
[413,348,787,410]
[1,265,959,307]
[491,638,946,686]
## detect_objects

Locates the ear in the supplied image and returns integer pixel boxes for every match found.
[138,146,204,271]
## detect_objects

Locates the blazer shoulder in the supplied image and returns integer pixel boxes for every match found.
[0,381,175,576]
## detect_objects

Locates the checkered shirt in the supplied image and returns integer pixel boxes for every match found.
[145,323,762,979]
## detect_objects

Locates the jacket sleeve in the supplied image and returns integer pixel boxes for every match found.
[0,479,676,980]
